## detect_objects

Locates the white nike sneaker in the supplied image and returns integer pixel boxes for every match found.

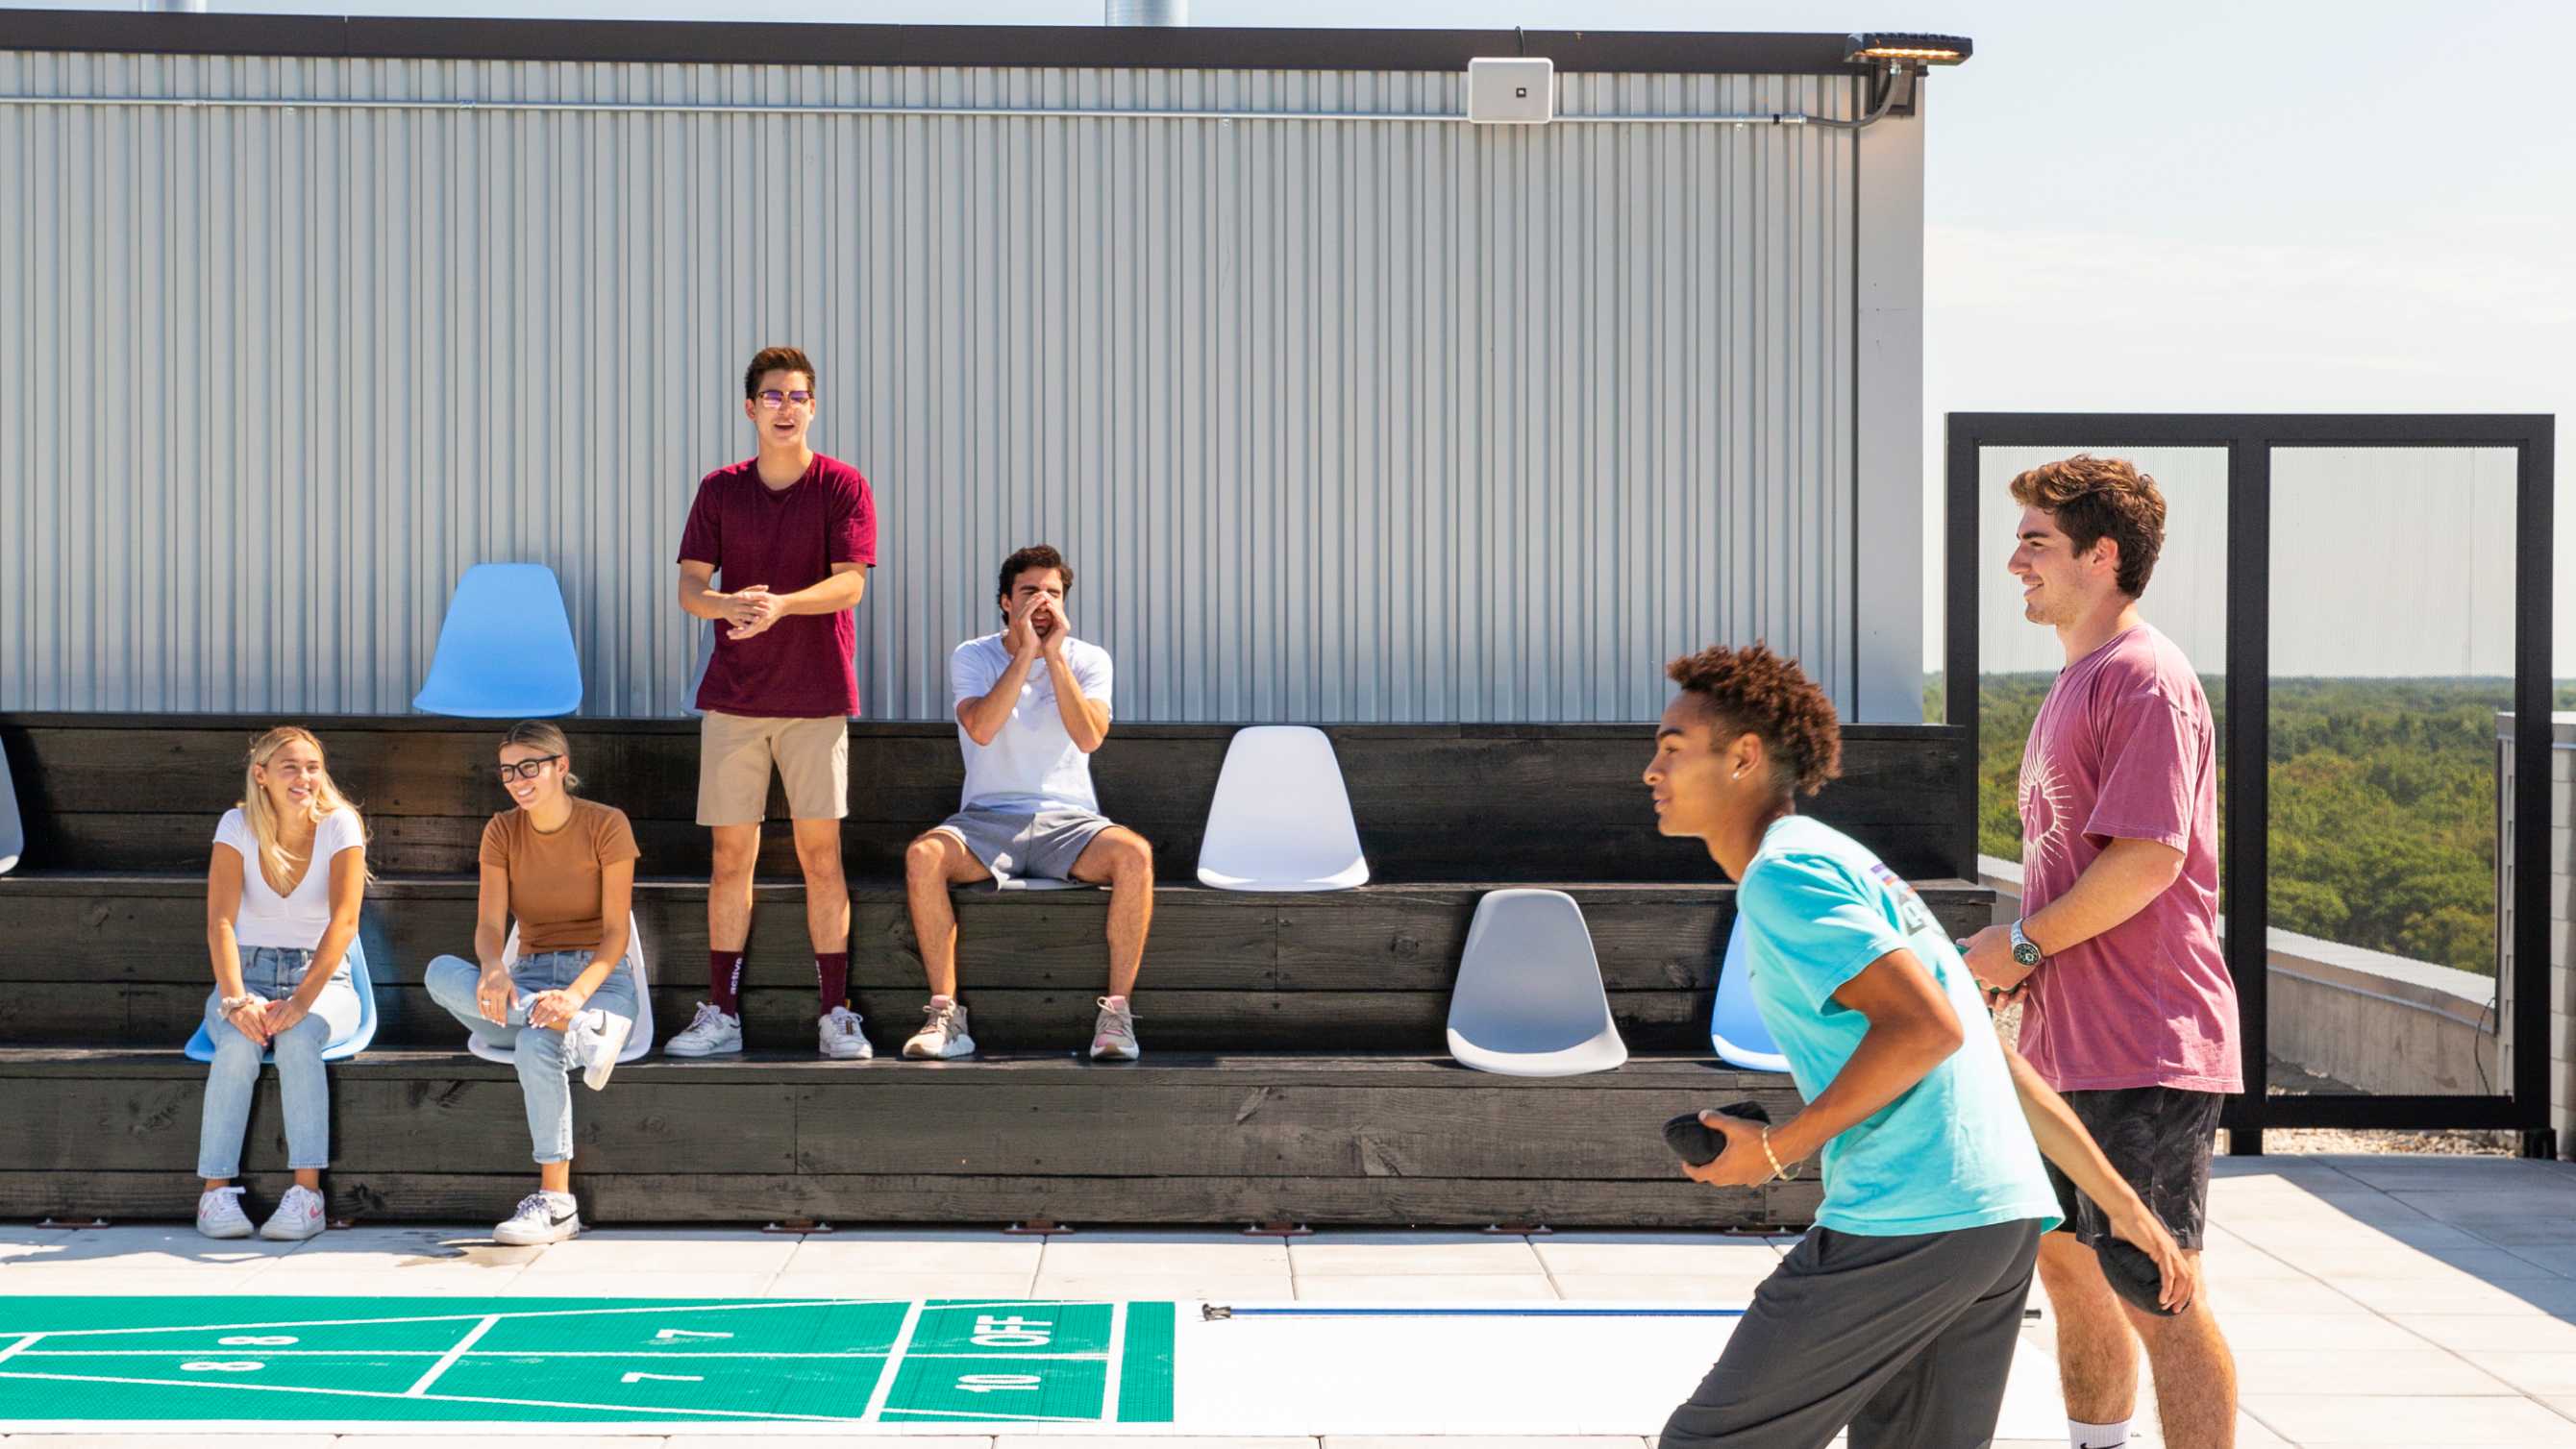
[569,1008,633,1090]
[197,1185,252,1240]
[258,1184,328,1241]
[663,1001,743,1058]
[492,1190,582,1246]
[903,998,976,1060]
[819,1005,873,1060]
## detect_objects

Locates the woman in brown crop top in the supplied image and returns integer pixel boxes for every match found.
[422,721,642,1245]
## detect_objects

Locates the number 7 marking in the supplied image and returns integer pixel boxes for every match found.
[623,1370,706,1384]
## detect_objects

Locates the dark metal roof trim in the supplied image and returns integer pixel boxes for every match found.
[0,11,1885,75]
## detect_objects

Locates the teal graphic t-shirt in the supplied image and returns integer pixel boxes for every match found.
[1738,816,2063,1238]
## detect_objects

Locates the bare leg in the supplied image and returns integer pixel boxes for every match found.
[540,1161,571,1194]
[904,830,992,999]
[2132,1253,2235,1449]
[2038,1232,2142,1423]
[292,1168,321,1191]
[708,823,760,954]
[791,817,851,961]
[1070,827,1155,999]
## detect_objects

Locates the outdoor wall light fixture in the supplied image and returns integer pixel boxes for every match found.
[1842,32,1973,120]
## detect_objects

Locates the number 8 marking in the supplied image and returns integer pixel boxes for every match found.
[182,1361,265,1372]
[217,1336,298,1346]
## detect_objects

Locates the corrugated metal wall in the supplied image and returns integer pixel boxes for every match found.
[0,51,1859,722]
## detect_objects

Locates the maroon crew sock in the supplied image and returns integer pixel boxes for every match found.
[816,952,851,1015]
[709,950,745,1016]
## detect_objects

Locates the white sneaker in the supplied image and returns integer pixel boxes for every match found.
[819,1005,873,1060]
[258,1184,328,1241]
[492,1190,582,1246]
[1090,996,1142,1062]
[903,998,976,1060]
[569,1008,633,1090]
[664,1001,743,1058]
[196,1185,252,1240]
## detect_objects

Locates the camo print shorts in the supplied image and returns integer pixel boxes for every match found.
[2043,1086,2225,1250]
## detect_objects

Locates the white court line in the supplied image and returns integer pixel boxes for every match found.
[857,1299,925,1424]
[878,1405,1097,1423]
[0,1367,858,1421]
[0,1334,42,1366]
[1099,1300,1127,1423]
[1,1298,884,1339]
[403,1314,499,1397]
[17,1349,1104,1361]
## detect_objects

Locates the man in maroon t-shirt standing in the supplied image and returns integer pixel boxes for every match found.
[667,345,879,1063]
[1961,455,2241,1449]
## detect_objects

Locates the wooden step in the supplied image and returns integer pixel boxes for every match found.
[0,714,1973,882]
[0,1046,1823,1230]
[0,874,1994,1053]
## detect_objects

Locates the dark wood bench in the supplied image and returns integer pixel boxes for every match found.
[0,714,1987,1227]
[0,1048,1827,1229]
[0,715,1971,882]
[0,875,1994,1054]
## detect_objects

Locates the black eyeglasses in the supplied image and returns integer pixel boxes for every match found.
[493,754,563,783]
[755,389,815,410]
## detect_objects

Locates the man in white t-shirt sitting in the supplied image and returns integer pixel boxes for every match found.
[901,544,1154,1062]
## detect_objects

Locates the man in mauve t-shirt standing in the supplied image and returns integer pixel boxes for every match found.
[1961,454,2241,1449]
[666,346,879,1063]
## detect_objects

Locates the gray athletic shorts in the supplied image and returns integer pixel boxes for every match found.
[933,806,1116,885]
[1659,1216,2044,1449]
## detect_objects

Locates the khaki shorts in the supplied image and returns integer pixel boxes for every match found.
[697,711,850,825]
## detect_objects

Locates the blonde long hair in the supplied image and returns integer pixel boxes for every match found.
[238,726,372,893]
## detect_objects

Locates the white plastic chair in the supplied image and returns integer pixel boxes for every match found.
[1710,914,1791,1072]
[1445,889,1628,1077]
[468,912,655,1064]
[0,742,21,874]
[1194,726,1369,892]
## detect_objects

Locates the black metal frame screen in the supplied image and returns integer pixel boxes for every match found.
[1944,413,2558,1157]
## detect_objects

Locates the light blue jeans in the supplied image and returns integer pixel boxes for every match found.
[424,948,637,1166]
[196,942,367,1179]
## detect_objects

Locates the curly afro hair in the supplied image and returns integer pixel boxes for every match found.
[1664,642,1844,798]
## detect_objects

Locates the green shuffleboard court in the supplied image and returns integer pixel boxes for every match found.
[0,1296,1177,1425]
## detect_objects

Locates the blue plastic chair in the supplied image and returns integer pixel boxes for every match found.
[0,740,21,874]
[412,563,583,717]
[185,941,380,1065]
[1711,914,1790,1073]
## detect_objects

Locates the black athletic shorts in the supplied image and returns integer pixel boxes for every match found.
[2043,1085,2224,1251]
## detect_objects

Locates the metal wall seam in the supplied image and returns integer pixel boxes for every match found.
[0,52,1865,723]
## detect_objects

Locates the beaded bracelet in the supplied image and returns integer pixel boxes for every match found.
[1759,1128,1797,1183]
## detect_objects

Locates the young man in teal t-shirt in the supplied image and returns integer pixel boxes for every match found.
[1645,644,2193,1449]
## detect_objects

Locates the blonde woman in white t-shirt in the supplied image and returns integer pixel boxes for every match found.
[195,725,372,1240]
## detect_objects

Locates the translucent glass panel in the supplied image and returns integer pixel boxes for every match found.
[2265,446,2516,1096]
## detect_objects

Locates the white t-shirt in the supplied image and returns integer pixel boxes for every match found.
[950,631,1115,816]
[213,806,366,949]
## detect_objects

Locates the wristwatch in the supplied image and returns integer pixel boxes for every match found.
[2008,920,2044,970]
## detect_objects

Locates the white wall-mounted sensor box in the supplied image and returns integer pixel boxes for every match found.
[1466,57,1554,124]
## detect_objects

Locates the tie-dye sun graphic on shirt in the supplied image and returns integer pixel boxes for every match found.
[2019,749,2080,883]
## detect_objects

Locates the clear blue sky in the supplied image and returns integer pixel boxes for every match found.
[18,1,2576,673]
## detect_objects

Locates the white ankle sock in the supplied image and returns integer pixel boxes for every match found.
[2069,1418,2130,1449]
